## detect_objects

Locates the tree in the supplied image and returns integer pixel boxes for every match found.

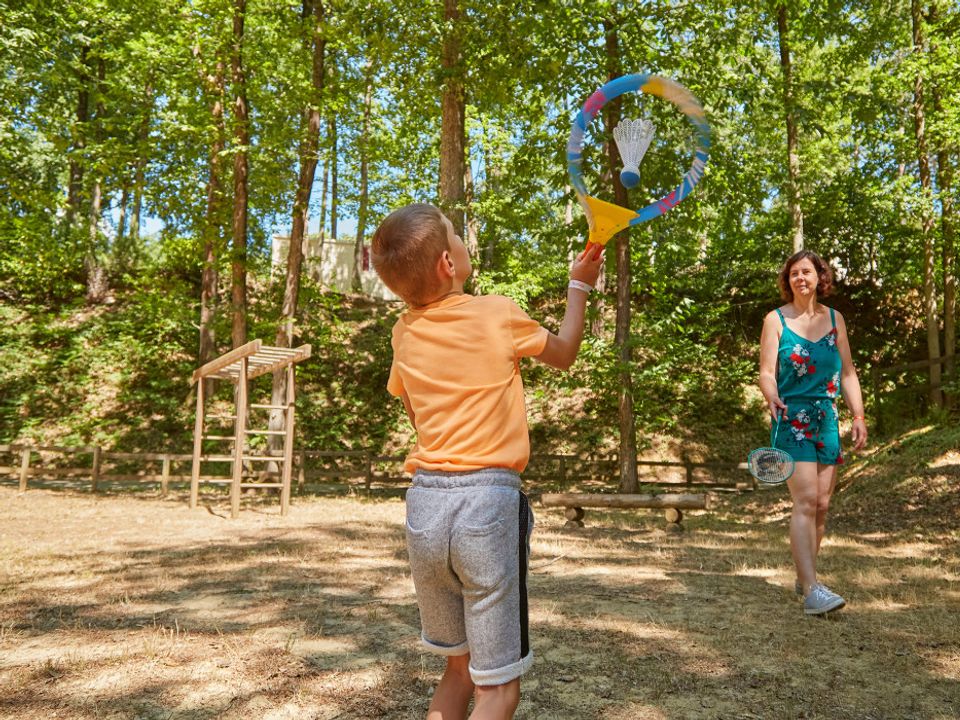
[910,0,942,407]
[602,14,639,494]
[352,56,374,293]
[270,0,328,452]
[777,3,804,253]
[438,0,466,237]
[230,0,249,349]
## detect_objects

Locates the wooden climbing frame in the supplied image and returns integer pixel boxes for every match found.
[189,340,311,518]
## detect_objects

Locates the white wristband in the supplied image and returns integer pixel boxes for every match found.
[568,279,593,294]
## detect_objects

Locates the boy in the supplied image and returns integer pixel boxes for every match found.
[372,203,603,720]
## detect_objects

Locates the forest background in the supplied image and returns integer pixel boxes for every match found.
[1,0,957,488]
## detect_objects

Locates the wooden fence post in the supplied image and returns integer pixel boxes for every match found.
[160,455,171,496]
[91,446,101,492]
[559,456,567,490]
[364,452,373,493]
[18,447,30,492]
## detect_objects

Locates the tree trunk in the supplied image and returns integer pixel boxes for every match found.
[86,56,108,304]
[940,149,956,404]
[929,4,955,404]
[200,58,227,396]
[130,83,152,245]
[777,4,804,253]
[353,57,372,294]
[603,17,638,494]
[67,46,91,230]
[231,0,250,349]
[270,0,327,454]
[438,0,466,237]
[330,116,338,241]
[910,0,942,407]
[318,158,328,282]
[116,183,129,253]
[482,125,498,268]
[464,161,479,259]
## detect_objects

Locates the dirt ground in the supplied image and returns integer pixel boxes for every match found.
[0,484,958,720]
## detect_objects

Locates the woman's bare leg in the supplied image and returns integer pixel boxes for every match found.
[814,463,838,554]
[787,461,820,595]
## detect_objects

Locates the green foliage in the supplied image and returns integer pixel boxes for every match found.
[1,0,958,458]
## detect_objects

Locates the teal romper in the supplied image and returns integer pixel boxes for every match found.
[774,307,844,465]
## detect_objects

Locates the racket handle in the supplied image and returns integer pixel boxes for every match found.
[583,241,605,258]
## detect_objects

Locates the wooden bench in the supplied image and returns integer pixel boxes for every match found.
[540,492,709,531]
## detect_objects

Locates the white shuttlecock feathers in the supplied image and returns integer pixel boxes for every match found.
[613,118,655,189]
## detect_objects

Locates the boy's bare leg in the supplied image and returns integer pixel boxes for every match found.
[427,654,474,720]
[470,679,520,720]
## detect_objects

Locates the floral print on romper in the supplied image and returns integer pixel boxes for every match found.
[773,307,844,465]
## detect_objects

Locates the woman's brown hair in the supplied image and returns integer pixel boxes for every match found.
[778,250,834,301]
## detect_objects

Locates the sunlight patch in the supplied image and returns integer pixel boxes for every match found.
[855,598,912,612]
[925,649,960,681]
[734,565,780,580]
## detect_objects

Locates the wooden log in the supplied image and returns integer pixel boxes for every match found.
[564,507,585,521]
[664,507,683,524]
[541,492,707,510]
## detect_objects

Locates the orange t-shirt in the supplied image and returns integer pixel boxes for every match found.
[387,293,549,473]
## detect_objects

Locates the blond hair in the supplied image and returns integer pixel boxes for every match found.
[371,204,449,305]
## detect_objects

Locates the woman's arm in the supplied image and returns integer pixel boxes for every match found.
[835,312,868,451]
[759,311,787,419]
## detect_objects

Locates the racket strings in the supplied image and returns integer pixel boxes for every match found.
[748,447,794,485]
[747,414,795,485]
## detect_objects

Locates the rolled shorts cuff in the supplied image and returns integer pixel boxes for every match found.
[421,635,470,656]
[469,651,534,686]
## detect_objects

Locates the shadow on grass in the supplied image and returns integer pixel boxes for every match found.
[1,496,957,719]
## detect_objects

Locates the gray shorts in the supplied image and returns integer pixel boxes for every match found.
[406,468,534,686]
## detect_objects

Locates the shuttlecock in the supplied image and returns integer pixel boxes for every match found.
[614,118,655,189]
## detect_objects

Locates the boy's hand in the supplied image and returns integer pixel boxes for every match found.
[570,245,604,287]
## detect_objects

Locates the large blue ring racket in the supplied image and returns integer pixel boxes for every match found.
[567,74,711,249]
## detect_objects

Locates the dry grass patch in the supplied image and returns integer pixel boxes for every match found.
[0,485,957,719]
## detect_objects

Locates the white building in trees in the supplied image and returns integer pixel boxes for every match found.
[271,234,398,301]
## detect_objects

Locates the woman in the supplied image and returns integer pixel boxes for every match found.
[759,250,868,616]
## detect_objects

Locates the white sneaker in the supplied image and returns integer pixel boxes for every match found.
[803,584,845,615]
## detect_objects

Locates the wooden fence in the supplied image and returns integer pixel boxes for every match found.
[0,444,751,497]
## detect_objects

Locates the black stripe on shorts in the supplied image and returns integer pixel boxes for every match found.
[518,491,530,659]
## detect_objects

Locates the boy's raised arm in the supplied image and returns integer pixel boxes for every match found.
[535,246,605,371]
